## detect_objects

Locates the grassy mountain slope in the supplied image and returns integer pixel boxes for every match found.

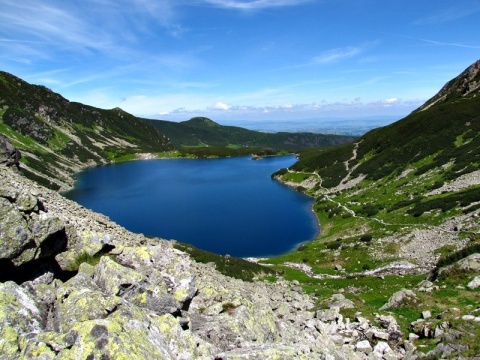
[0,71,171,189]
[269,61,480,356]
[144,116,356,151]
[274,60,480,258]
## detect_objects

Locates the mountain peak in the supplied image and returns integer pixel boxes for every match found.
[418,59,480,111]
[182,117,220,127]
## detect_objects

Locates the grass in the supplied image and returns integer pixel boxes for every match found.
[173,242,276,282]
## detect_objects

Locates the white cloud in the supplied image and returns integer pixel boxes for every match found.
[202,0,312,10]
[313,46,362,64]
[211,101,231,110]
[385,98,398,103]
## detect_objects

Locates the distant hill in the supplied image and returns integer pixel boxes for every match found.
[0,71,170,189]
[144,117,356,151]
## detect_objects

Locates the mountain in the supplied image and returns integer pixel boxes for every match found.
[0,71,354,190]
[144,116,355,150]
[0,71,170,190]
[269,60,480,356]
[285,60,480,188]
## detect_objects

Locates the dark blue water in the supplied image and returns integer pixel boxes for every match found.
[64,155,319,257]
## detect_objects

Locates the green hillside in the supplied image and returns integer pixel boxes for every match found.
[144,116,355,151]
[274,60,480,247]
[268,61,480,357]
[0,71,170,189]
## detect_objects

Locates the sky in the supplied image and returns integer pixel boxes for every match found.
[1,0,480,127]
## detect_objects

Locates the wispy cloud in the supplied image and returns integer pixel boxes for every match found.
[202,0,312,10]
[395,34,480,49]
[313,46,363,64]
[0,1,117,55]
[414,3,480,25]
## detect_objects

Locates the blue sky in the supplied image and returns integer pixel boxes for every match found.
[1,0,480,126]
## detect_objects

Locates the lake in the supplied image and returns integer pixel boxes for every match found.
[64,155,319,257]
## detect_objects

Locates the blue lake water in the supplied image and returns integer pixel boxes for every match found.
[64,155,319,257]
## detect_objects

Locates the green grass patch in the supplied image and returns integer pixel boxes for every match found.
[174,242,276,282]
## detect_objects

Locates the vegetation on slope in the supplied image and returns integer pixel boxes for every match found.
[268,60,480,358]
[0,71,171,189]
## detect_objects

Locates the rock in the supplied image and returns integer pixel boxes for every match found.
[425,343,468,358]
[422,310,432,319]
[457,253,480,271]
[404,340,416,352]
[467,275,480,289]
[0,197,33,260]
[94,256,146,296]
[355,339,372,354]
[373,329,390,340]
[0,281,43,356]
[15,191,39,211]
[380,289,417,310]
[329,293,355,309]
[376,314,400,332]
[433,325,444,338]
[316,307,341,322]
[0,134,21,168]
[408,333,420,341]
[417,279,434,292]
[374,341,392,355]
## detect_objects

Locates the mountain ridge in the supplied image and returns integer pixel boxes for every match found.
[144,116,355,150]
[0,71,355,189]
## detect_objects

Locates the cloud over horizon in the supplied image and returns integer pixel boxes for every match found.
[1,0,478,124]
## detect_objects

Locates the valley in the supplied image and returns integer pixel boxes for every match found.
[1,60,479,358]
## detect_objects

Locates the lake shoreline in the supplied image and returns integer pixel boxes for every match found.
[64,155,319,258]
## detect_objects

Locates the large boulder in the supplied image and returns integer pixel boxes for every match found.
[380,289,417,310]
[0,186,67,270]
[0,133,21,168]
[0,281,43,357]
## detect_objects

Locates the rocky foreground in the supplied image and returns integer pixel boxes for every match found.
[2,150,480,358]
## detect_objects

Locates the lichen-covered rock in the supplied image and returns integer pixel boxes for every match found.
[457,253,480,271]
[116,246,197,305]
[56,287,123,333]
[0,197,33,260]
[15,190,40,212]
[328,293,355,309]
[55,232,115,271]
[94,255,146,296]
[467,275,480,289]
[0,281,43,355]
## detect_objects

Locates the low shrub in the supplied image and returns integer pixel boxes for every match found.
[360,234,373,243]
